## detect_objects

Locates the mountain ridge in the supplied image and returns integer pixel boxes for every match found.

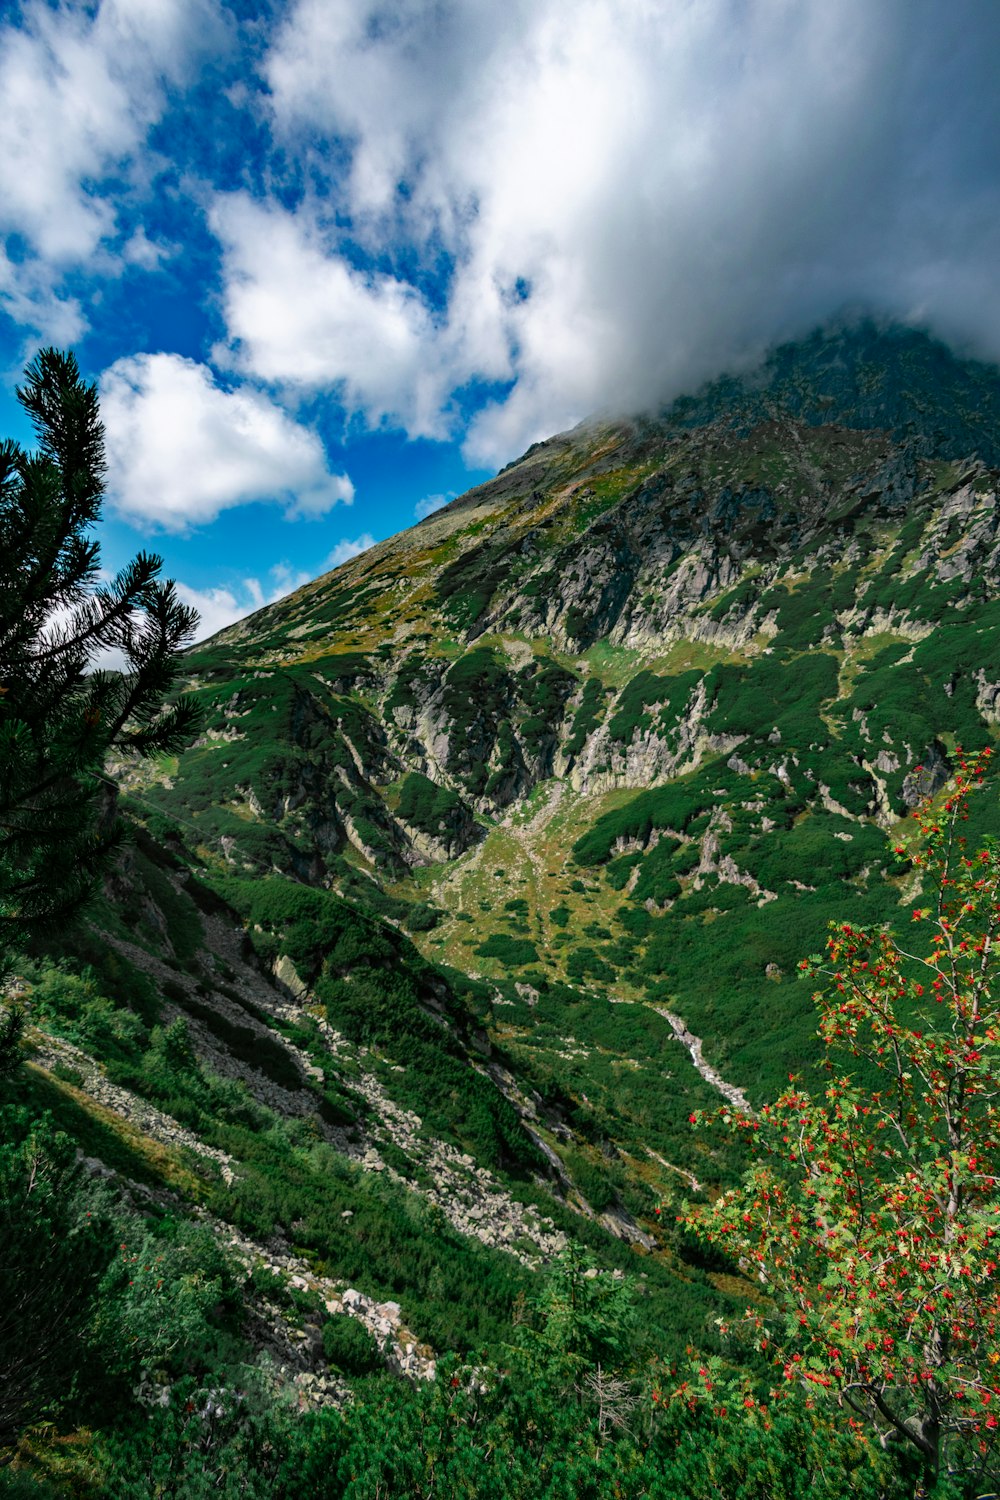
[210,318,999,649]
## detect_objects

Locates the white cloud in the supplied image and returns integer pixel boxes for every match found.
[176,582,249,643]
[245,0,1000,465]
[100,352,354,531]
[0,248,87,348]
[121,226,175,271]
[414,493,450,521]
[323,534,375,570]
[263,561,314,599]
[177,562,314,644]
[210,193,455,437]
[0,0,224,334]
[3,0,995,487]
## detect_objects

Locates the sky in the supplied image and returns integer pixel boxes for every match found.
[2,0,999,643]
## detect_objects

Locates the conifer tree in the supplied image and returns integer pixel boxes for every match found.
[0,348,199,951]
[0,351,200,1441]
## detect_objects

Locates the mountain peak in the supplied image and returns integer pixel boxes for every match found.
[658,318,1000,465]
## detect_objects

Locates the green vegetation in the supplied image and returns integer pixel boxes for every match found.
[707,649,837,740]
[434,536,508,627]
[475,933,540,966]
[709,572,761,622]
[438,646,513,794]
[607,668,701,744]
[322,1315,381,1376]
[573,778,714,866]
[686,761,1000,1494]
[213,874,541,1172]
[0,1143,907,1500]
[564,676,607,757]
[396,772,464,836]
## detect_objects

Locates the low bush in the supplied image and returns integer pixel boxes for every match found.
[474,934,540,967]
[322,1316,382,1376]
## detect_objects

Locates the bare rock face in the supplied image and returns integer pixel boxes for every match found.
[273,954,308,999]
[570,679,712,796]
[976,670,1000,724]
[901,740,951,808]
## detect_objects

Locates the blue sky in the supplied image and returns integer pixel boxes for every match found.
[2,0,999,642]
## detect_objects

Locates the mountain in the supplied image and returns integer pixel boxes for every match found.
[12,319,1000,1457]
[141,319,1000,1076]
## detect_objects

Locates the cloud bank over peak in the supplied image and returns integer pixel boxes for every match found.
[250,0,1000,465]
[1,0,998,562]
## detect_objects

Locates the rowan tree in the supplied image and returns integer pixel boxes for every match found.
[0,347,199,953]
[681,748,1000,1494]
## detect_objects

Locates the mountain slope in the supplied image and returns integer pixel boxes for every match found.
[18,320,1000,1415]
[139,322,1000,1081]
